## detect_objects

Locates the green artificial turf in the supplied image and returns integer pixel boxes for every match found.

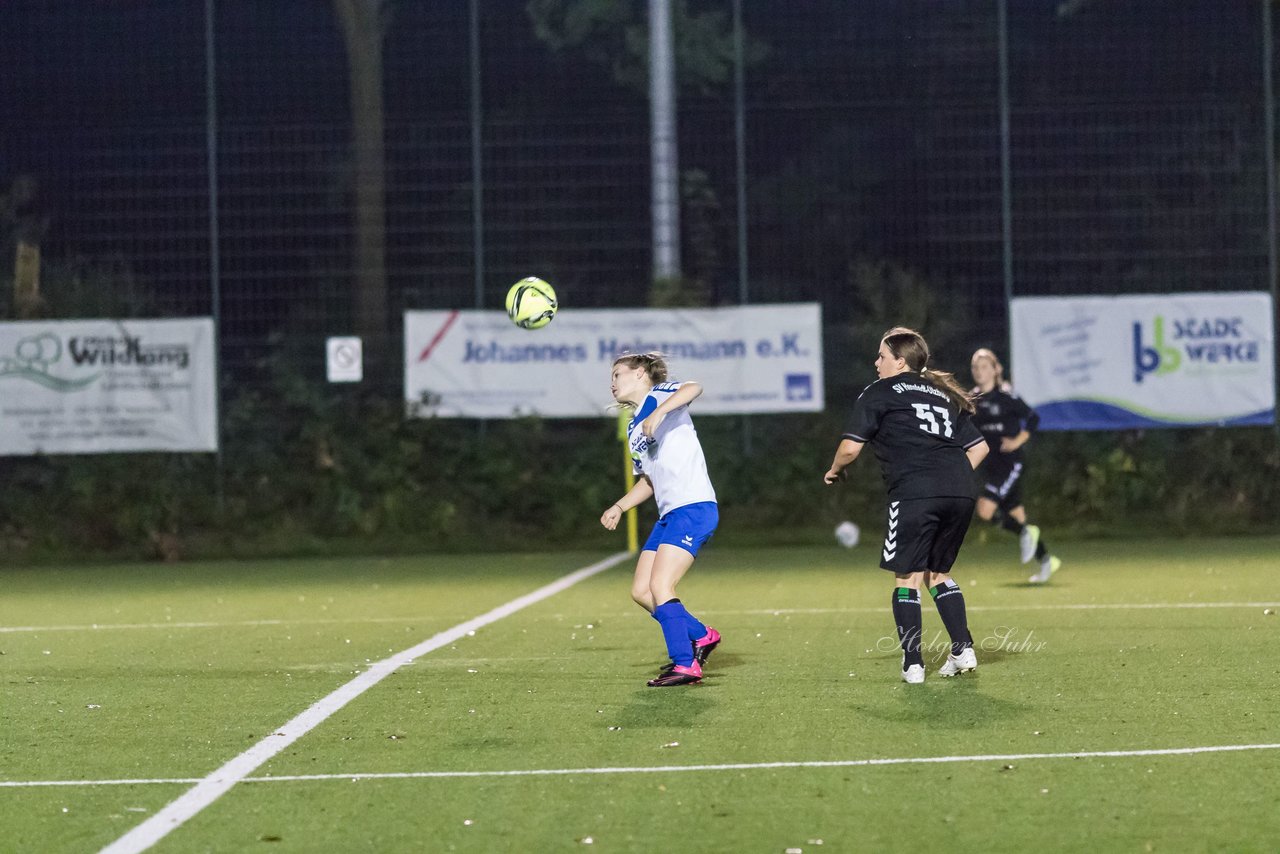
[2,537,1279,852]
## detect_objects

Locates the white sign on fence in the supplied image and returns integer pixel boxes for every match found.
[326,336,363,383]
[1010,293,1275,430]
[0,318,218,455]
[404,303,824,418]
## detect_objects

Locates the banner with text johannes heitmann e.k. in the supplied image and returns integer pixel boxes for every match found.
[1010,293,1274,430]
[404,303,823,418]
[0,318,218,455]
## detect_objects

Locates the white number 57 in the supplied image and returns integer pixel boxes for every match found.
[912,403,954,438]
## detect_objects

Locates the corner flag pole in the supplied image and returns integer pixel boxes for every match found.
[617,411,638,553]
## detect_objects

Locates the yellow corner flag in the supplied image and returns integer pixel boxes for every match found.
[617,411,639,553]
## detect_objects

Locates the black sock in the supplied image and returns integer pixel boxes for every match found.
[892,587,923,668]
[1034,537,1049,561]
[929,581,973,656]
[999,514,1024,536]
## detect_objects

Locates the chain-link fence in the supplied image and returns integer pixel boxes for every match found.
[2,0,1278,556]
[1,0,1274,399]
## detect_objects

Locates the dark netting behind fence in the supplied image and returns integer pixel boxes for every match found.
[0,0,1272,404]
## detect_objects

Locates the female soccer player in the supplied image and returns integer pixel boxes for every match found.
[824,328,989,684]
[600,352,721,687]
[970,348,1061,584]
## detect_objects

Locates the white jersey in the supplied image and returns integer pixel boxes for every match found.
[627,381,717,517]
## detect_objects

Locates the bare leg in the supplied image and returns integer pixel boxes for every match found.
[631,550,657,613]
[648,543,696,604]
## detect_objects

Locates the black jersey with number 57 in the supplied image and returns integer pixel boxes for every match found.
[842,372,986,500]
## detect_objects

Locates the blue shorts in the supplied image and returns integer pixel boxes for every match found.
[642,501,719,557]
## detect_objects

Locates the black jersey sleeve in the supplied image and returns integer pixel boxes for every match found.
[1007,387,1040,432]
[957,413,985,449]
[843,382,886,443]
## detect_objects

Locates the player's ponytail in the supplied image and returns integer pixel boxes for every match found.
[920,366,976,413]
[882,327,975,413]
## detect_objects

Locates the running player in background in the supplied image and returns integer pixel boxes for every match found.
[601,352,722,687]
[970,348,1062,584]
[825,328,989,684]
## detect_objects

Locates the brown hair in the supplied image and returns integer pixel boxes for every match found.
[612,351,669,385]
[881,326,975,413]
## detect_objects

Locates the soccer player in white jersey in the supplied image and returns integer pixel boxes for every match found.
[600,352,722,687]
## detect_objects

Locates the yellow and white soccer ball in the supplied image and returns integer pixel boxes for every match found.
[505,277,558,330]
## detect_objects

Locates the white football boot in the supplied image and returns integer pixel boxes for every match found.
[939,647,978,677]
[1029,554,1062,584]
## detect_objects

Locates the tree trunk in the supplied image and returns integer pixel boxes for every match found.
[333,0,388,371]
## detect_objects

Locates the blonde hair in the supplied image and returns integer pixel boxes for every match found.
[611,352,669,411]
[881,327,975,413]
[971,348,1006,386]
[612,351,669,384]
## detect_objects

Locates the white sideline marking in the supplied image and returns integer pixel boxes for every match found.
[246,742,1280,780]
[96,551,631,854]
[737,601,1280,616]
[7,743,1278,789]
[0,616,458,634]
[6,600,1278,634]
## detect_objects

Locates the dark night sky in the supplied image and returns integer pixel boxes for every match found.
[1,1,1261,125]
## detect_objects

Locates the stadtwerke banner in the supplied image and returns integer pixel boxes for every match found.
[1010,293,1275,430]
[404,303,824,418]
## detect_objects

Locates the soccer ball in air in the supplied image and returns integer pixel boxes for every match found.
[505,277,558,330]
[835,521,860,548]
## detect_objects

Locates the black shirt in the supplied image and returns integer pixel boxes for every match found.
[843,372,985,500]
[971,384,1040,462]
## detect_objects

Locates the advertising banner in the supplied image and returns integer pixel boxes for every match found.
[1010,293,1275,430]
[405,303,824,418]
[0,318,218,454]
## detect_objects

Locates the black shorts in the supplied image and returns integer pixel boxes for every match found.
[977,456,1024,512]
[878,496,975,576]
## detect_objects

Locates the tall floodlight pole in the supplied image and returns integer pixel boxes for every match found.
[1263,0,1278,430]
[205,0,224,513]
[470,0,485,309]
[998,0,1014,355]
[650,0,680,283]
[733,0,752,455]
[734,0,747,305]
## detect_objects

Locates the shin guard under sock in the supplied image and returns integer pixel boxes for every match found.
[891,587,923,668]
[999,514,1024,536]
[929,580,974,656]
[653,599,697,667]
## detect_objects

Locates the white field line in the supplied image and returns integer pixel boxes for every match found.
[6,743,1278,789]
[5,600,1277,634]
[95,551,632,854]
[739,601,1280,615]
[0,616,462,634]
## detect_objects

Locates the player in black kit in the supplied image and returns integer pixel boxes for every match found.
[970,348,1061,584]
[825,328,989,684]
